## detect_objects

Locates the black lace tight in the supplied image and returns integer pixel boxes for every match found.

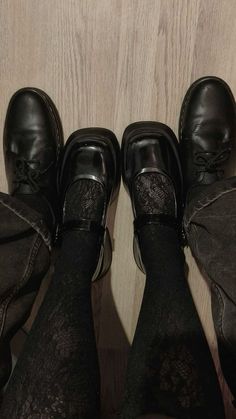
[0,230,101,419]
[120,223,225,419]
[0,176,225,419]
[1,180,105,419]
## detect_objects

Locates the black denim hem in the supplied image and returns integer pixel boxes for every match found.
[184,177,236,402]
[184,176,236,233]
[0,192,51,249]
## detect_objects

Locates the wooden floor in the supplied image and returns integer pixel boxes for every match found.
[1,1,236,418]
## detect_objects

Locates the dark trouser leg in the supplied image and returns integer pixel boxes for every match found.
[1,228,101,419]
[121,224,224,419]
[184,177,236,405]
[0,192,50,392]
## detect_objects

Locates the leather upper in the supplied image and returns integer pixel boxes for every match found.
[179,77,236,193]
[3,88,63,227]
[59,128,120,227]
[122,122,183,220]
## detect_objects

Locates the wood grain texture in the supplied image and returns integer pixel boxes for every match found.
[0,0,236,417]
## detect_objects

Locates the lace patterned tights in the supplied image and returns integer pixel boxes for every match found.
[0,180,104,419]
[120,174,224,418]
[0,176,224,419]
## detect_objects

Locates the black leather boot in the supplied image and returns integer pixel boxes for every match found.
[0,88,63,393]
[179,76,235,201]
[4,87,63,232]
[180,76,236,404]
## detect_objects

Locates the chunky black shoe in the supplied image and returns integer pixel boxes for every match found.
[122,121,183,272]
[179,76,236,200]
[179,78,236,405]
[4,87,64,232]
[58,128,120,281]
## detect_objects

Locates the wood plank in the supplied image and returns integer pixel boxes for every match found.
[1,1,235,417]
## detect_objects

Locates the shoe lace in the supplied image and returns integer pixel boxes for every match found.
[193,147,231,174]
[13,158,51,193]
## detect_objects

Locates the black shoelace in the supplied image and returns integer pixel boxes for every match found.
[13,158,53,193]
[193,148,231,174]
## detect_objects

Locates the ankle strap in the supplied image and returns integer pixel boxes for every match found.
[60,219,105,236]
[134,214,179,233]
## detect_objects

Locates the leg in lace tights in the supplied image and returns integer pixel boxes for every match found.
[120,174,225,419]
[0,180,104,419]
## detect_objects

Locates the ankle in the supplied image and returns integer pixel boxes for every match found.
[59,230,102,278]
[64,180,105,224]
[133,173,176,217]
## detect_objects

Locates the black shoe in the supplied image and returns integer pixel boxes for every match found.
[58,128,120,281]
[3,87,64,232]
[179,76,236,201]
[122,121,183,272]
